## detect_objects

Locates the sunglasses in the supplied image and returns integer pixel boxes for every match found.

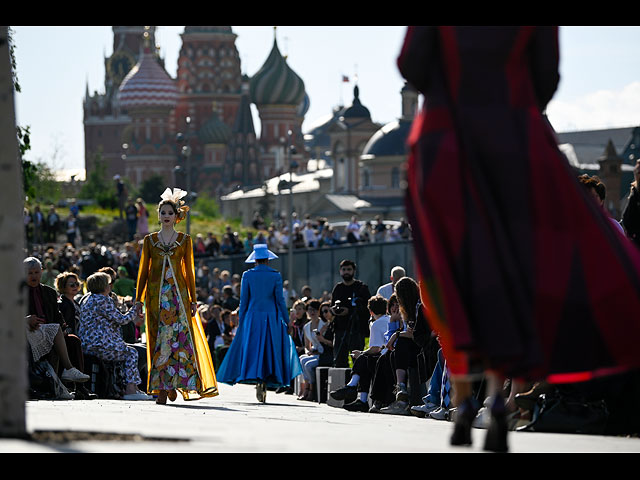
[67,282,80,287]
[321,309,330,314]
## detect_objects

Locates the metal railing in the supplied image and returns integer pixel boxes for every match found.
[197,239,415,299]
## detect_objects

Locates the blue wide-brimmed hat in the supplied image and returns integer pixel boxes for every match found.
[245,243,279,263]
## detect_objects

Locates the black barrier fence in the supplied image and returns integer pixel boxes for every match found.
[197,240,415,301]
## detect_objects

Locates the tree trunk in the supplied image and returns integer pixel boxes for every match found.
[0,25,27,438]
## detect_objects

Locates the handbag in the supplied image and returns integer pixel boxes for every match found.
[28,359,57,399]
[517,392,609,435]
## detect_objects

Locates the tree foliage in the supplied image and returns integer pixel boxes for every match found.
[79,153,118,209]
[138,173,166,204]
[193,191,221,218]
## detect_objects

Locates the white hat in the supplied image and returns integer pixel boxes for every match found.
[245,243,278,263]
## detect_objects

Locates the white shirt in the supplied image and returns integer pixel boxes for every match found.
[376,282,393,300]
[347,221,360,240]
[369,314,390,354]
[303,319,326,354]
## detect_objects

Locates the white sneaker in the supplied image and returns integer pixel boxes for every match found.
[122,391,154,401]
[57,389,75,400]
[410,402,439,418]
[380,400,410,416]
[61,367,90,383]
[428,407,450,421]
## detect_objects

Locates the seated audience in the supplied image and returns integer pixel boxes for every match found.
[78,272,151,401]
[329,295,390,411]
[297,299,326,401]
[24,257,89,399]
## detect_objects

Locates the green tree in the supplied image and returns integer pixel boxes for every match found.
[193,191,220,219]
[79,153,118,209]
[26,161,62,205]
[139,173,166,204]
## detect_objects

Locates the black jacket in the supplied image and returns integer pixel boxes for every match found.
[330,280,372,335]
[622,185,640,247]
[28,284,64,327]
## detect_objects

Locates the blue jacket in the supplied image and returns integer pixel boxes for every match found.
[238,264,289,328]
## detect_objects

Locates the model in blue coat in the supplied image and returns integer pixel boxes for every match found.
[216,244,302,402]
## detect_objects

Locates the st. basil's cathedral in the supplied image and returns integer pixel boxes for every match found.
[84,26,309,197]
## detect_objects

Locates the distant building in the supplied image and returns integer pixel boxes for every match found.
[557,125,640,218]
[83,26,307,198]
[83,26,640,227]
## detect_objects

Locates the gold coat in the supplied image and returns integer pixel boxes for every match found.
[136,232,218,400]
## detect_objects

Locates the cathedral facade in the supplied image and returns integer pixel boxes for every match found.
[83,26,308,197]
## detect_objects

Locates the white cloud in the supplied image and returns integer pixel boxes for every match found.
[547,81,640,132]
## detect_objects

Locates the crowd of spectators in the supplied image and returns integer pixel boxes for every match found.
[192,214,412,260]
[21,175,640,439]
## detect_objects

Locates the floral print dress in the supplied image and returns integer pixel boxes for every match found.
[151,265,201,392]
[136,232,218,400]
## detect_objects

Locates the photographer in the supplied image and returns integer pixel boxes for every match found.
[330,259,372,368]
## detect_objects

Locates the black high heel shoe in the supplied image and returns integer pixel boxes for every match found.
[450,397,479,446]
[484,395,509,453]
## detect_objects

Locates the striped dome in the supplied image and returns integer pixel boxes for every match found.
[199,108,232,145]
[118,47,178,110]
[250,36,305,106]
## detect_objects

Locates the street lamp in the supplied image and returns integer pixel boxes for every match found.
[176,116,193,235]
[286,130,299,287]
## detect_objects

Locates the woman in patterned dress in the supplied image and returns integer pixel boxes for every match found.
[78,271,150,400]
[135,188,218,405]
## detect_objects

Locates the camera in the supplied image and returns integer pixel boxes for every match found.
[330,300,349,316]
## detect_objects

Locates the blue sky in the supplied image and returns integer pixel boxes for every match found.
[11,26,640,176]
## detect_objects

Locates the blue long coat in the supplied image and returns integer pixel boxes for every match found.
[216,264,302,388]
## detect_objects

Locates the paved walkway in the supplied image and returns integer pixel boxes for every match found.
[2,383,640,453]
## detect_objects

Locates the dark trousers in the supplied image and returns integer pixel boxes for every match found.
[64,334,84,372]
[370,351,396,405]
[352,352,381,393]
[391,336,420,372]
[333,328,365,368]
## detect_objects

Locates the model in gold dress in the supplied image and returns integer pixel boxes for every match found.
[135,188,218,404]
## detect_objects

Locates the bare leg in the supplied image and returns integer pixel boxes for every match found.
[52,326,73,370]
[452,377,472,408]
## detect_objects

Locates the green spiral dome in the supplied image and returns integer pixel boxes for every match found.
[249,37,305,106]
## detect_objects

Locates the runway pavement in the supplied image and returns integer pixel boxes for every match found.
[2,382,640,453]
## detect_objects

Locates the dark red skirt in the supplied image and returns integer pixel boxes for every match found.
[406,104,640,383]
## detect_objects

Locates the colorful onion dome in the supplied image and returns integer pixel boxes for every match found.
[250,33,305,106]
[118,40,177,111]
[199,106,232,145]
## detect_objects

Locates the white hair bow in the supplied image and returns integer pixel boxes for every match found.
[160,187,187,204]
